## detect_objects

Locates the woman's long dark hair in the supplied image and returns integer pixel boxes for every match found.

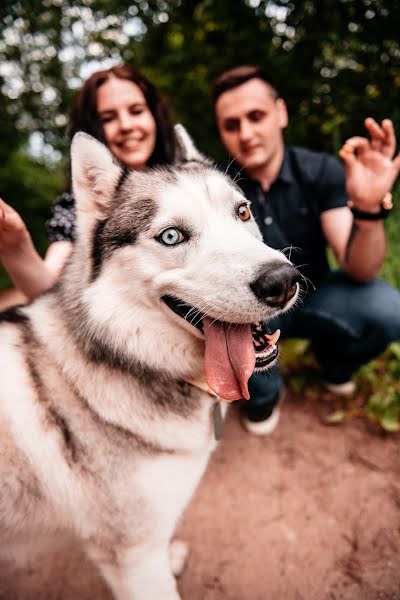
[69,64,175,167]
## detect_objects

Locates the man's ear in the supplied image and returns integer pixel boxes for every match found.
[70,132,123,218]
[173,124,213,166]
[276,98,289,129]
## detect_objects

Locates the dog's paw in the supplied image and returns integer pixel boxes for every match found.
[169,539,189,577]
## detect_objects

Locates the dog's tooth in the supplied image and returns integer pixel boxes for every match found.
[266,329,281,345]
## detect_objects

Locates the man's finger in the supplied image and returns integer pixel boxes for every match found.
[364,117,385,141]
[370,138,382,152]
[338,147,356,166]
[381,119,396,158]
[341,137,370,154]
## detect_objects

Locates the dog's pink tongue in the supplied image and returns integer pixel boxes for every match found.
[203,317,256,401]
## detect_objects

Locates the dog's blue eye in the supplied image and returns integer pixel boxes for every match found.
[158,227,185,246]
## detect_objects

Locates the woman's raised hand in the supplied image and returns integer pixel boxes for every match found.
[0,198,30,257]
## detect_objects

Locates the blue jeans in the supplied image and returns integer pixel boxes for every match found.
[247,270,400,413]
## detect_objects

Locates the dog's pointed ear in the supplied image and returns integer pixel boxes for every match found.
[173,124,213,166]
[71,132,122,217]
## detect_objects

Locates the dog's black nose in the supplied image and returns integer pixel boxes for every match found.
[250,262,301,309]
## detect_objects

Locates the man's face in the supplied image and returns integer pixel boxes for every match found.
[215,78,288,176]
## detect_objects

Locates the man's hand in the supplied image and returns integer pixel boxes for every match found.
[339,118,400,212]
[0,198,30,256]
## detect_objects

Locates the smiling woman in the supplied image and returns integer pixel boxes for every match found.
[69,64,175,169]
[0,64,176,307]
[97,77,157,170]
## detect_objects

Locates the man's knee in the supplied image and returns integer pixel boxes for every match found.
[301,276,400,344]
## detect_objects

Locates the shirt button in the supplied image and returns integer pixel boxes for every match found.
[264,216,273,225]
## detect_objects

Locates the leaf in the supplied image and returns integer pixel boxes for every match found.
[389,342,400,361]
[323,410,345,425]
[380,414,400,432]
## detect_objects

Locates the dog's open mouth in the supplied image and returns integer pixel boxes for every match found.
[162,295,280,402]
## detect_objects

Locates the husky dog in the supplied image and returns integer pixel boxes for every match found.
[0,126,299,599]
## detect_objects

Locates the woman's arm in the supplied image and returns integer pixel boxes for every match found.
[0,198,72,300]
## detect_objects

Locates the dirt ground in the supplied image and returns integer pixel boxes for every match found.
[1,391,399,600]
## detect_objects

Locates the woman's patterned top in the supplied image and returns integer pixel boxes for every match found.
[45,191,76,243]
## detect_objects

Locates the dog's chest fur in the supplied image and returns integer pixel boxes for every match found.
[0,300,218,559]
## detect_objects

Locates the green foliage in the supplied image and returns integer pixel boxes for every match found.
[279,335,400,432]
[380,186,400,289]
[357,342,400,431]
[1,0,399,159]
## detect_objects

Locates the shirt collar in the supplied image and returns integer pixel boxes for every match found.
[224,146,293,190]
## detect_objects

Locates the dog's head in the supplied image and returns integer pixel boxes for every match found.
[69,127,300,401]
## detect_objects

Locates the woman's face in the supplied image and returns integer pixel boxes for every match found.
[97,76,157,170]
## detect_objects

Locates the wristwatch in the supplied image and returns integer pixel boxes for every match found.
[347,192,393,220]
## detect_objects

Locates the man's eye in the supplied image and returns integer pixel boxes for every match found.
[238,203,251,222]
[223,120,239,132]
[157,227,187,246]
[248,111,265,122]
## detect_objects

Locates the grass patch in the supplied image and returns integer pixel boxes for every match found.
[279,339,400,432]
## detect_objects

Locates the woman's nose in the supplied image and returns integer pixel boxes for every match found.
[118,110,133,131]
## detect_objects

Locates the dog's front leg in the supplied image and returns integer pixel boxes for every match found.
[86,542,182,600]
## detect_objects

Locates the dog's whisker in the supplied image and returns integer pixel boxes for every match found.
[296,269,315,293]
[281,245,302,262]
[188,310,203,326]
[224,155,240,177]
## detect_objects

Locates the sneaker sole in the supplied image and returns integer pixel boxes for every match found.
[241,406,280,436]
[323,380,356,397]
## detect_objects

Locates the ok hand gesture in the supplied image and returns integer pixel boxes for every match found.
[339,118,400,211]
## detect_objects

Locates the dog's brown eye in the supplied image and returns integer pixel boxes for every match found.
[238,203,251,222]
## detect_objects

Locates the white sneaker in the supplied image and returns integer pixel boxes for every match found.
[241,404,281,436]
[323,380,356,397]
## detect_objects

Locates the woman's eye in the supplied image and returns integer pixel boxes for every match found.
[158,227,186,246]
[238,203,251,222]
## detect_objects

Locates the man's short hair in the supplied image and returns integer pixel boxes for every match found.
[212,65,279,107]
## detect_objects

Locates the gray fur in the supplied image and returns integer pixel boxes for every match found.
[0,129,298,599]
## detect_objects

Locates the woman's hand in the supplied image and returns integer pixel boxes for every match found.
[0,198,31,256]
[339,118,400,212]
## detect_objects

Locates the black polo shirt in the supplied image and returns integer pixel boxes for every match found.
[226,146,348,286]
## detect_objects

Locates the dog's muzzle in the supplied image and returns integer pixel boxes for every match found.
[161,295,285,402]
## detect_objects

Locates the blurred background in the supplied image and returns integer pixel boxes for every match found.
[1,0,400,427]
[0,0,399,288]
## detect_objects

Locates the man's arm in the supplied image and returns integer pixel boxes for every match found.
[321,118,400,283]
[321,205,386,282]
